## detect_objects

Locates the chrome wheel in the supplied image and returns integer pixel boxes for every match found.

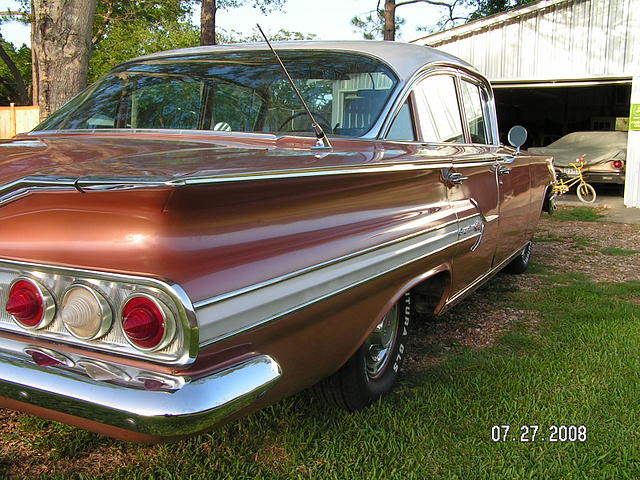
[364,304,399,378]
[312,293,411,411]
[521,241,532,265]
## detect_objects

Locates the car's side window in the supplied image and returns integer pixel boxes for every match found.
[460,80,490,144]
[386,100,416,141]
[413,75,464,143]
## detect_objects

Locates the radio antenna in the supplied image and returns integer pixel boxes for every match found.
[256,24,332,150]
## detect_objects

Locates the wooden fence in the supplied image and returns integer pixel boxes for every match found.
[0,104,40,138]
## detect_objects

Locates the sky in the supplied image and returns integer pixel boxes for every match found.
[0,0,444,48]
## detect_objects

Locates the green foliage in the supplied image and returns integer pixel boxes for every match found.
[88,0,197,81]
[0,37,31,104]
[88,1,305,82]
[467,0,535,20]
[92,0,195,44]
[89,20,199,82]
[3,0,303,91]
[217,27,317,43]
[218,0,286,13]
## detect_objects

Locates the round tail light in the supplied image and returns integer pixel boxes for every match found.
[612,160,624,170]
[6,279,55,329]
[60,285,112,340]
[122,295,175,351]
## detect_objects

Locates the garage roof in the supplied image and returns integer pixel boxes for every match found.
[412,0,640,84]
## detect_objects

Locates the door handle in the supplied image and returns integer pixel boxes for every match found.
[447,171,468,185]
[498,165,511,176]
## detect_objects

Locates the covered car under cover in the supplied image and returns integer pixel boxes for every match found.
[529,131,627,167]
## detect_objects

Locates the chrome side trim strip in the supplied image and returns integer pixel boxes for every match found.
[194,207,456,309]
[0,175,169,207]
[195,216,482,346]
[0,351,281,437]
[0,176,79,207]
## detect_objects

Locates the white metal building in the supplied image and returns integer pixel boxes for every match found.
[413,0,640,208]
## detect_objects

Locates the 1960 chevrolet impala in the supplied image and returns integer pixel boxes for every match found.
[0,41,554,442]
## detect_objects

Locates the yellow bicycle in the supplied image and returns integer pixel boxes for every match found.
[552,157,597,203]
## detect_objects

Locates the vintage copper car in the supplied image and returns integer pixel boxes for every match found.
[0,41,554,442]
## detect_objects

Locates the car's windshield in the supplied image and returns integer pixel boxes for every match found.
[36,50,399,138]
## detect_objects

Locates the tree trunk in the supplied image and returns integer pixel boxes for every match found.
[201,0,218,45]
[383,0,396,41]
[32,0,97,121]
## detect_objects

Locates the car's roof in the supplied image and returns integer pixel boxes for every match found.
[128,41,477,81]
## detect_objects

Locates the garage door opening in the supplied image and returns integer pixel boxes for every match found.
[494,82,631,149]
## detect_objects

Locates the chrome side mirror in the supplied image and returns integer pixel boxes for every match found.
[507,125,527,155]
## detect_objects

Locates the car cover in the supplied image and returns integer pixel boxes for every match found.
[529,131,628,167]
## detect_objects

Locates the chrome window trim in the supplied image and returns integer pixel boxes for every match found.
[378,64,497,145]
[457,73,499,147]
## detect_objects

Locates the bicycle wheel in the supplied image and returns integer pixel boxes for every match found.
[576,183,596,203]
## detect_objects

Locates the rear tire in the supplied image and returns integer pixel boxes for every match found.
[576,183,596,203]
[504,241,533,274]
[313,292,411,411]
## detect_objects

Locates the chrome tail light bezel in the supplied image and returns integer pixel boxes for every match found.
[0,259,198,366]
[6,277,57,330]
[121,293,176,352]
[60,284,114,341]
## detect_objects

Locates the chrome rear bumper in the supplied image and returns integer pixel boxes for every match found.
[582,171,625,185]
[0,347,281,437]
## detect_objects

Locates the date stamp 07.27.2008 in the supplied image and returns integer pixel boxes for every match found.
[491,425,588,443]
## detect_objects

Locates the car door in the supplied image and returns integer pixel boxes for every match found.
[456,76,532,271]
[409,71,501,299]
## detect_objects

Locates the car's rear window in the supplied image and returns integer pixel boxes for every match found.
[36,51,399,138]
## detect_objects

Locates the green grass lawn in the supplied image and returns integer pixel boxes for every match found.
[4,268,639,480]
[550,207,606,222]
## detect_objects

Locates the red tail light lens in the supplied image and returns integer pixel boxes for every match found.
[6,279,54,329]
[612,160,624,170]
[122,296,173,350]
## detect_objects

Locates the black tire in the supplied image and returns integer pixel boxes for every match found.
[313,292,411,411]
[542,187,557,215]
[504,240,533,274]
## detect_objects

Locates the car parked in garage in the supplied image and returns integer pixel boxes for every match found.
[0,41,554,442]
[529,131,627,186]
